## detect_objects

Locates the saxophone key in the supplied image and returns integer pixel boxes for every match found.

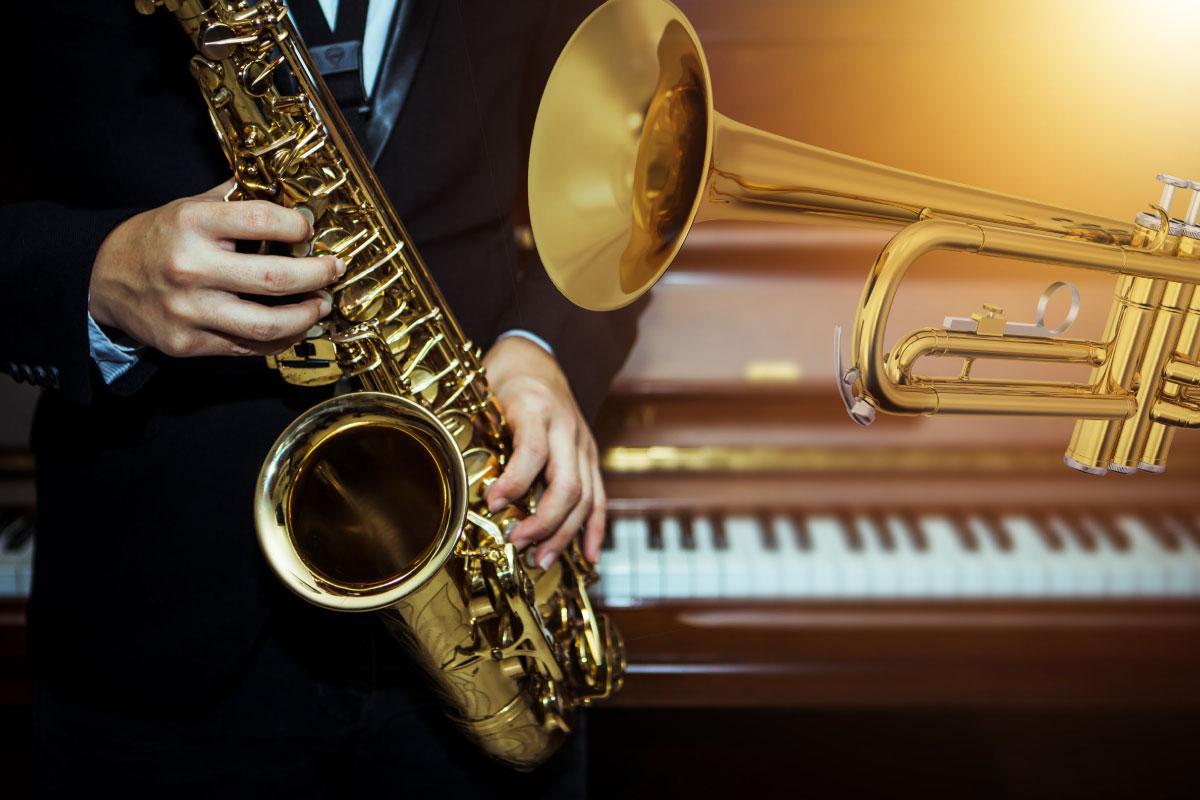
[241,55,285,96]
[462,448,501,506]
[407,366,442,405]
[438,410,474,451]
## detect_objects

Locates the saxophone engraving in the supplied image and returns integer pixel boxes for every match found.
[137,0,624,768]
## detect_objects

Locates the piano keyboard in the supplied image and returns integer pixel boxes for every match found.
[597,511,1200,605]
[0,512,33,598]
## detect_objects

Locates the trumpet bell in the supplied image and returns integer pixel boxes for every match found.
[529,0,713,311]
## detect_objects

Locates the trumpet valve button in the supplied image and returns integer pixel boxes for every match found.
[1157,173,1190,211]
[1185,180,1200,226]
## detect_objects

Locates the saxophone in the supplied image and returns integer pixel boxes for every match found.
[136,0,623,768]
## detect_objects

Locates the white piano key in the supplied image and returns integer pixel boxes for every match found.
[997,516,1053,596]
[916,516,963,597]
[940,515,991,595]
[0,520,32,599]
[806,515,851,597]
[1161,515,1200,594]
[660,515,692,599]
[852,515,897,597]
[598,517,640,606]
[772,515,812,598]
[1079,515,1138,597]
[631,517,663,601]
[967,516,1012,596]
[1037,516,1084,596]
[690,516,723,598]
[885,515,929,597]
[717,517,751,598]
[1115,515,1183,596]
[724,515,780,597]
[1045,515,1105,597]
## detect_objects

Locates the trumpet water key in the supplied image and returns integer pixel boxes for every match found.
[138,0,623,769]
[527,0,1200,477]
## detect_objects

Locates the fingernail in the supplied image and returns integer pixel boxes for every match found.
[488,494,507,513]
[305,323,324,339]
[538,552,557,571]
[334,258,347,276]
[317,290,333,316]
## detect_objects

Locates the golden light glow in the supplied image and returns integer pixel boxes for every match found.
[683,0,1200,221]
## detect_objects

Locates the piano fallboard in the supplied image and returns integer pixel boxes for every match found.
[602,599,1200,709]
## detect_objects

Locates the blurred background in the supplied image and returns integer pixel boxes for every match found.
[5,0,1200,796]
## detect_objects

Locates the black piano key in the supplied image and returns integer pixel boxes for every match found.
[1053,513,1096,552]
[1085,514,1130,552]
[1032,513,1064,552]
[898,512,929,552]
[0,510,21,546]
[868,513,896,551]
[1,513,33,552]
[680,514,696,551]
[648,514,664,550]
[982,514,1014,552]
[601,517,616,551]
[712,514,729,551]
[838,513,864,551]
[1161,513,1200,550]
[948,513,978,552]
[757,512,779,551]
[790,513,812,551]
[1144,514,1182,552]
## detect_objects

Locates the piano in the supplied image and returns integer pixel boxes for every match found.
[575,221,1200,796]
[582,223,1200,716]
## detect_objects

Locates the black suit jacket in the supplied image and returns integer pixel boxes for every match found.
[0,0,640,708]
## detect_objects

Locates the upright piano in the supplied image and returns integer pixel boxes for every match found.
[587,222,1200,713]
[572,222,1200,796]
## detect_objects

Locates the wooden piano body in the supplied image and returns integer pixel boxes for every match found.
[578,222,1200,797]
[590,222,1200,715]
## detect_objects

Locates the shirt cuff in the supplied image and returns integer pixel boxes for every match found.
[87,312,141,384]
[495,328,555,357]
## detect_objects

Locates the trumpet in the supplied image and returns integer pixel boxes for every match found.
[529,0,1200,476]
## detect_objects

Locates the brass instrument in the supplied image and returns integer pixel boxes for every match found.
[529,0,1200,476]
[138,0,622,768]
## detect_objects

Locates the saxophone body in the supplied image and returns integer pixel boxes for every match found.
[137,0,623,768]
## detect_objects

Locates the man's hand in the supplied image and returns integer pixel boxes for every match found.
[89,180,343,357]
[483,336,604,569]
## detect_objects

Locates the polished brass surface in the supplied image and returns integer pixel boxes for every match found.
[290,420,449,589]
[141,0,621,768]
[529,0,1200,475]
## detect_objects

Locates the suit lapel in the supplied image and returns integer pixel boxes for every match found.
[364,0,441,165]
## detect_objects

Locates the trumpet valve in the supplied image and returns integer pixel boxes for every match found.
[1156,173,1190,214]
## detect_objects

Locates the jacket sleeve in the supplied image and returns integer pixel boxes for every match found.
[497,0,648,423]
[0,203,145,406]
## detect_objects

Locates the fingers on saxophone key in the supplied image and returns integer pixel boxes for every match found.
[511,422,583,552]
[534,448,593,569]
[211,295,330,345]
[217,253,343,295]
[197,199,313,242]
[487,425,548,514]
